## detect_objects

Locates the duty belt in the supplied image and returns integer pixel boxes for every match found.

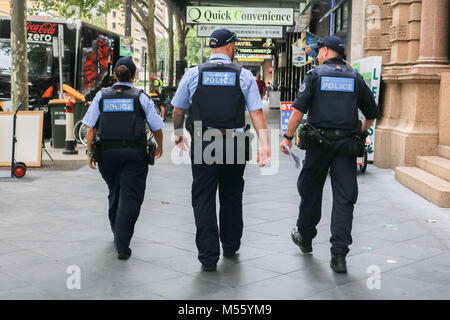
[318,128,353,141]
[101,139,146,150]
[203,127,247,136]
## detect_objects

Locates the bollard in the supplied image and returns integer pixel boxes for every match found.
[63,100,78,155]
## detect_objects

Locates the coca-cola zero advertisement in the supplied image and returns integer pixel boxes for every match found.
[27,21,58,43]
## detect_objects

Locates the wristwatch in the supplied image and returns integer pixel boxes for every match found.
[86,150,93,156]
[283,133,294,141]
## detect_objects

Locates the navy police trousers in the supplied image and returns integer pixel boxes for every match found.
[297,137,358,256]
[98,147,148,253]
[190,138,246,267]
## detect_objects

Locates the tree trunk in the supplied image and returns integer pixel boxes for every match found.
[167,6,174,87]
[176,17,187,62]
[10,0,28,110]
[145,0,156,92]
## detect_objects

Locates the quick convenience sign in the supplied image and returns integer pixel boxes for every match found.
[187,6,294,26]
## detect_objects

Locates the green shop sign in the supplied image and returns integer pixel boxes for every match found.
[187,6,294,26]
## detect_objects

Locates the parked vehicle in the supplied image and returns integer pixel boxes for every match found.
[0,17,120,138]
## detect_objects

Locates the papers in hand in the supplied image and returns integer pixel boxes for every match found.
[283,144,301,169]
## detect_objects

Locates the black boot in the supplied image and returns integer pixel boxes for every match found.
[291,227,312,253]
[118,248,132,260]
[201,264,217,272]
[330,254,347,273]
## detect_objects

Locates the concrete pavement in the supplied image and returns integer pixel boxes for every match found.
[0,107,449,299]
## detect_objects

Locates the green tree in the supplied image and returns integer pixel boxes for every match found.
[185,26,210,67]
[29,0,119,18]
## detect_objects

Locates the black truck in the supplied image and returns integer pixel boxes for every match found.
[0,17,120,137]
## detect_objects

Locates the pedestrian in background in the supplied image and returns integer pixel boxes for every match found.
[255,74,266,100]
[150,72,165,121]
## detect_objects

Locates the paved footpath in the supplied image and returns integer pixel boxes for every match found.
[0,107,449,300]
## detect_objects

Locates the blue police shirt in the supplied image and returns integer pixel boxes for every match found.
[82,82,165,132]
[171,54,264,115]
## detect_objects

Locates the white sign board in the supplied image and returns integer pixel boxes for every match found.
[0,111,43,167]
[197,25,283,38]
[187,6,294,26]
[352,56,382,162]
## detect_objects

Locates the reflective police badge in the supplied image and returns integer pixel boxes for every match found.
[320,77,355,93]
[103,99,135,112]
[202,72,236,86]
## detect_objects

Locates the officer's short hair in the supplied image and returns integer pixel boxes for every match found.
[115,65,132,82]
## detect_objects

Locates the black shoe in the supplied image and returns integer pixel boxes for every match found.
[223,250,237,259]
[291,227,312,253]
[118,248,132,260]
[330,254,347,273]
[201,264,217,272]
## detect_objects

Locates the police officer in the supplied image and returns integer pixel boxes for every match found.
[171,28,271,272]
[83,57,164,260]
[280,36,380,273]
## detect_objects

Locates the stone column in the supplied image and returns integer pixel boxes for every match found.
[415,0,450,69]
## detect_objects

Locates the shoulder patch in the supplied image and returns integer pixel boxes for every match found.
[299,83,306,93]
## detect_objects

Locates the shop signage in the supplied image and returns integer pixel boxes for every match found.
[235,38,275,49]
[280,102,293,135]
[187,6,294,26]
[236,54,272,60]
[197,25,283,38]
[236,47,273,55]
[352,56,382,162]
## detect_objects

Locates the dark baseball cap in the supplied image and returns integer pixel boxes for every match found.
[114,56,137,77]
[310,35,345,55]
[209,28,241,48]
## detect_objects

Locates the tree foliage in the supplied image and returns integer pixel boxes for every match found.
[29,0,161,76]
[29,0,122,19]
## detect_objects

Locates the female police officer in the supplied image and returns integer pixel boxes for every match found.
[82,57,164,260]
[280,36,380,273]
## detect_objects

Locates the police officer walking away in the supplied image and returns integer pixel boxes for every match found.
[171,28,271,272]
[83,57,164,260]
[280,36,380,273]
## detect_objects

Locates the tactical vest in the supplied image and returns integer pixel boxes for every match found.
[190,62,246,129]
[308,63,359,130]
[97,85,147,141]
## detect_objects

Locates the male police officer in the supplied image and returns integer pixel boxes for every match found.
[280,36,380,273]
[83,57,164,260]
[171,28,271,272]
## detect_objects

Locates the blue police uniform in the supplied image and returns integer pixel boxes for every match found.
[83,81,164,255]
[171,53,263,268]
[293,56,380,257]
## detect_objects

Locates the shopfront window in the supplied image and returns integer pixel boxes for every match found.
[334,1,349,34]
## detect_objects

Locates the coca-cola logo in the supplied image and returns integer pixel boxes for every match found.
[26,22,57,35]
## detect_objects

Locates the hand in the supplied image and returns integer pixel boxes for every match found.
[174,135,190,151]
[280,138,292,155]
[257,144,271,167]
[155,145,163,159]
[87,155,97,170]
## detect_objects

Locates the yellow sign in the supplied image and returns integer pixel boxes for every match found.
[237,58,264,62]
